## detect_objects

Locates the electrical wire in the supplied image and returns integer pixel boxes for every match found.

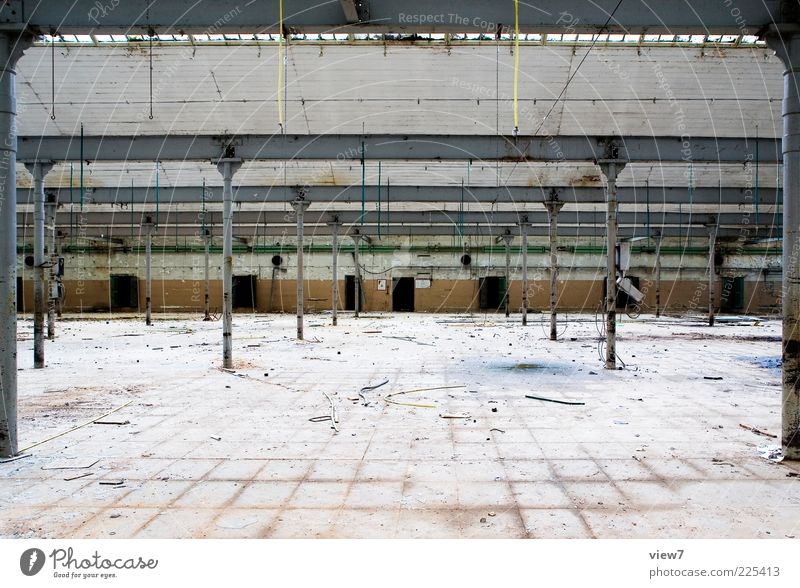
[148,32,154,119]
[513,0,519,135]
[278,0,284,129]
[533,0,625,136]
[50,35,56,120]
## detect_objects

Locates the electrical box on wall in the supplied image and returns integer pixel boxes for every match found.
[617,242,631,272]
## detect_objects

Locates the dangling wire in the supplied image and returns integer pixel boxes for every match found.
[377,160,382,239]
[79,123,84,212]
[755,124,760,225]
[50,34,56,120]
[513,0,519,136]
[278,0,284,130]
[148,32,154,119]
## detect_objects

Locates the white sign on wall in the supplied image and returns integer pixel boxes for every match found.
[377,279,387,291]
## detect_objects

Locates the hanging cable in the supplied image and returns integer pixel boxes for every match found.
[155,161,160,227]
[148,32,154,119]
[69,164,74,247]
[533,0,624,136]
[513,0,519,136]
[377,160,382,239]
[50,34,56,120]
[360,139,365,225]
[79,123,84,212]
[755,125,760,225]
[278,0,284,130]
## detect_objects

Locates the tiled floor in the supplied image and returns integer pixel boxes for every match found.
[2,312,799,538]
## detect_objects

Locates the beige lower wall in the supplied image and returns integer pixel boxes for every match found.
[18,276,780,314]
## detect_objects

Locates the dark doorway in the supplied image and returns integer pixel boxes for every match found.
[721,276,745,311]
[232,275,257,309]
[16,276,24,312]
[392,277,415,312]
[344,275,355,310]
[110,275,139,309]
[479,276,506,310]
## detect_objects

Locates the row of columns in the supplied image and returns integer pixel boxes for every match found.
[3,26,800,462]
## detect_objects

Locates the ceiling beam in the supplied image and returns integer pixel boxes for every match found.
[16,186,780,206]
[3,0,786,35]
[16,210,776,227]
[17,135,780,163]
[29,224,774,240]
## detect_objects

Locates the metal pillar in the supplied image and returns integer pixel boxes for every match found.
[654,234,663,318]
[203,230,211,320]
[599,161,624,370]
[217,158,242,369]
[499,233,513,317]
[768,29,800,458]
[1,33,32,457]
[25,161,53,369]
[329,220,340,326]
[292,197,310,340]
[46,193,57,340]
[545,199,564,341]
[144,218,154,326]
[707,216,718,327]
[520,224,529,326]
[352,233,361,317]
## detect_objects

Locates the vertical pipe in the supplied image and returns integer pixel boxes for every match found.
[602,162,619,370]
[47,196,57,339]
[521,225,528,326]
[708,219,717,327]
[769,31,800,459]
[352,234,361,317]
[145,221,153,326]
[204,231,210,320]
[29,162,52,369]
[331,221,339,326]
[655,234,662,319]
[218,159,241,369]
[546,201,564,341]
[0,33,27,457]
[292,198,309,340]
[503,234,512,318]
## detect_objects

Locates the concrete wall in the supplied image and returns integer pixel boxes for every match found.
[16,238,782,315]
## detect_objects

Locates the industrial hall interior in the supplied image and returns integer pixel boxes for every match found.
[2,0,800,540]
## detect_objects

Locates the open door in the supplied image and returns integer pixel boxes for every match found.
[392,277,415,312]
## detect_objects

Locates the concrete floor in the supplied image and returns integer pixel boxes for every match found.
[2,311,799,539]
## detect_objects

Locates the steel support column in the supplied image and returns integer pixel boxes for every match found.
[707,216,718,327]
[203,229,211,320]
[545,199,565,341]
[217,158,242,369]
[352,233,361,317]
[144,218,154,326]
[1,33,31,457]
[599,161,625,370]
[500,233,513,318]
[329,220,340,326]
[654,234,663,318]
[520,223,529,326]
[46,194,57,340]
[292,197,310,340]
[25,161,53,369]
